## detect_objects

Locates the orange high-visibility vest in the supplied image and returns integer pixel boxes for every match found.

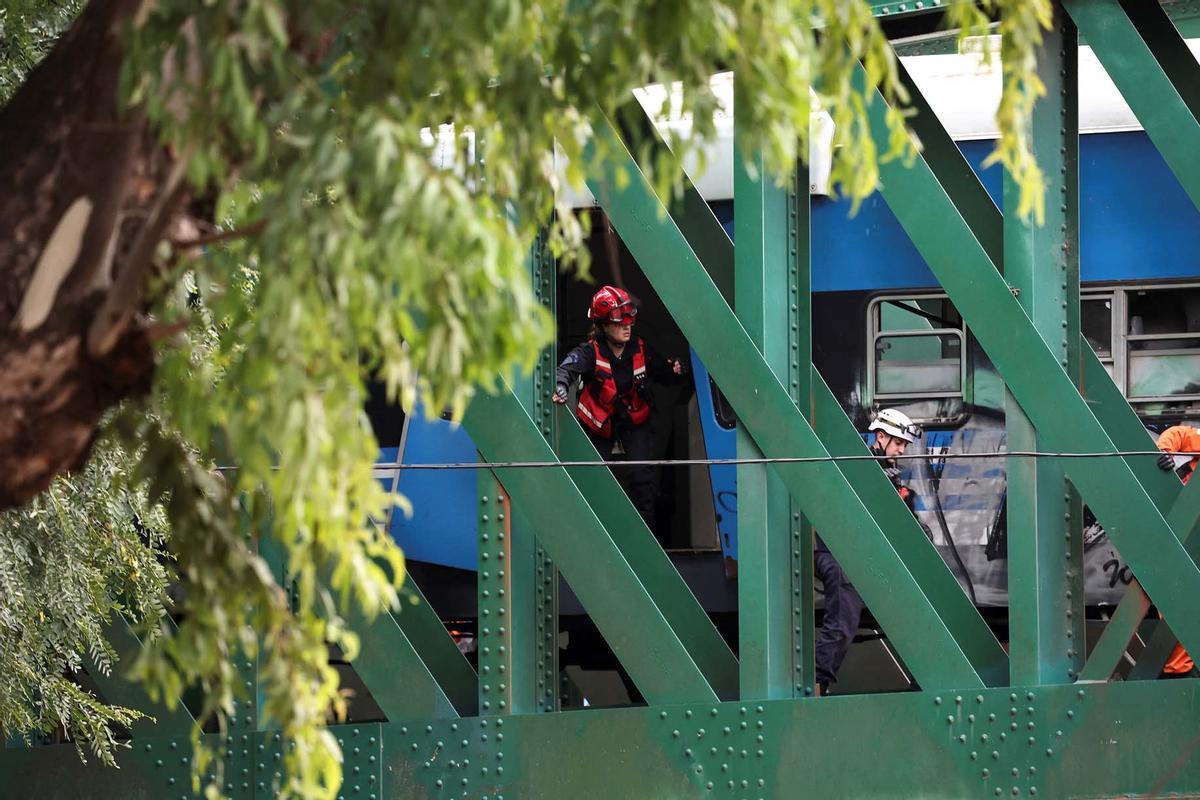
[576,338,650,438]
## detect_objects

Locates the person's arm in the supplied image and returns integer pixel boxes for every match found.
[553,342,595,403]
[1157,426,1187,471]
[642,339,687,383]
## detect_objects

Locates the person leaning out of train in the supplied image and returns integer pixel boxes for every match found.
[552,285,685,538]
[815,407,922,697]
[1152,424,1200,678]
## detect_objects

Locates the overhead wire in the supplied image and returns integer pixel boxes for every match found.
[216,449,1200,472]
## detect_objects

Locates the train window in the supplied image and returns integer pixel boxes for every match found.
[1125,287,1200,401]
[1082,294,1115,378]
[868,296,966,404]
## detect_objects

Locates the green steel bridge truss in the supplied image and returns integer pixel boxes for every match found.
[6,1,1200,797]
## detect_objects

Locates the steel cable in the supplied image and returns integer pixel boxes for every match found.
[214,449,1200,472]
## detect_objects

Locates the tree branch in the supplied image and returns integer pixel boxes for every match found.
[169,218,267,249]
[86,144,193,357]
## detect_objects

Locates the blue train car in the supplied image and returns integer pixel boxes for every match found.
[372,54,1200,616]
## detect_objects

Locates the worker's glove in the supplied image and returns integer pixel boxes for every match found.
[882,464,902,483]
[1157,452,1176,472]
[552,383,569,404]
[668,357,689,376]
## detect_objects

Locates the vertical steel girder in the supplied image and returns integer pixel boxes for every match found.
[1002,5,1086,686]
[860,58,1200,667]
[787,180,817,699]
[733,103,804,700]
[464,384,720,704]
[1063,0,1200,212]
[475,232,561,715]
[586,114,988,692]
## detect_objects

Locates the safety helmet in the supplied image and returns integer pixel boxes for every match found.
[588,285,638,325]
[868,408,922,443]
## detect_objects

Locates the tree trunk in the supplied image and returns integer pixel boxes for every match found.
[0,0,162,509]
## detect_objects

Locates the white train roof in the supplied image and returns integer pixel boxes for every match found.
[559,38,1197,206]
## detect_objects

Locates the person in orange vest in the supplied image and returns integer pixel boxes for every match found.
[1154,424,1200,678]
[553,286,684,538]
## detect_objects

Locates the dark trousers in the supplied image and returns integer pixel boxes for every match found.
[588,423,658,538]
[814,546,865,688]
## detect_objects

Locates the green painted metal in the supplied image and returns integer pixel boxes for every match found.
[1003,4,1085,687]
[811,368,1009,687]
[342,592,463,720]
[393,576,478,716]
[1080,453,1200,681]
[474,229,560,716]
[1079,343,1178,509]
[621,96,1002,692]
[618,103,734,307]
[13,680,1200,798]
[1079,583,1151,681]
[1127,618,1180,681]
[594,108,1005,689]
[734,111,800,700]
[556,406,739,698]
[786,160,816,700]
[91,615,196,739]
[870,0,952,19]
[465,381,719,704]
[475,469,542,714]
[586,113,986,692]
[1063,0,1200,212]
[861,60,1200,665]
[527,229,560,713]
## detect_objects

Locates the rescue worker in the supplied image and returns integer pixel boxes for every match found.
[1152,424,1200,678]
[815,407,921,696]
[553,286,684,537]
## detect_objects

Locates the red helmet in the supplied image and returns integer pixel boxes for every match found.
[588,285,637,325]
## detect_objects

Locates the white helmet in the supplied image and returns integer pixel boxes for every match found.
[869,408,922,443]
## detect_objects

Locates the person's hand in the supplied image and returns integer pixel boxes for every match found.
[1158,452,1177,471]
[552,384,568,404]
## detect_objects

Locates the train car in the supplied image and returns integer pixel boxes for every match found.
[369,42,1200,695]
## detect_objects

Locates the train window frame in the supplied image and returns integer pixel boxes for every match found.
[1081,290,1119,381]
[867,293,967,407]
[1083,282,1200,407]
[1121,284,1200,403]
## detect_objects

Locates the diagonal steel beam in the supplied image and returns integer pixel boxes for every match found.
[1080,471,1200,680]
[464,382,719,704]
[92,615,196,738]
[1063,0,1200,212]
[555,406,739,698]
[1127,618,1180,680]
[314,556,475,719]
[811,369,1009,687]
[586,114,985,691]
[342,600,463,720]
[1079,584,1151,682]
[861,61,1200,662]
[611,100,1006,687]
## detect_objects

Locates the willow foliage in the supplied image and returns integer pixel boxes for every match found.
[1,1,1053,798]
